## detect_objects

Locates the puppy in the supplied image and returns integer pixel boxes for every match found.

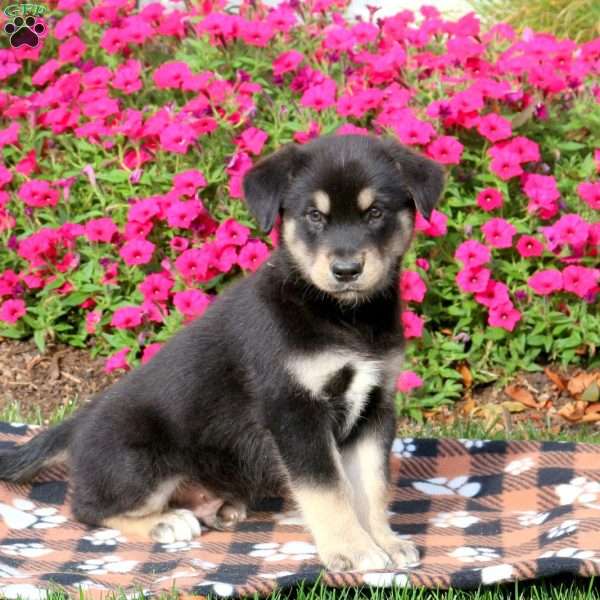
[0,135,444,571]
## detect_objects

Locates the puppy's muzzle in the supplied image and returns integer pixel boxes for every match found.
[331,259,364,282]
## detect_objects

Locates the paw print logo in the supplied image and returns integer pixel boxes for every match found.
[4,15,46,48]
[0,499,67,530]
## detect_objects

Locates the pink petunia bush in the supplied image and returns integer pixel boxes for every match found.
[0,0,598,411]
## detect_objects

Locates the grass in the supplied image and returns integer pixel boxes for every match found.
[468,0,600,42]
[3,400,600,599]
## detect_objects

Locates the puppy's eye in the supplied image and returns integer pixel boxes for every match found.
[307,209,324,224]
[367,206,383,221]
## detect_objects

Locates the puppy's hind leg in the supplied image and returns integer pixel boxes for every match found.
[101,478,201,543]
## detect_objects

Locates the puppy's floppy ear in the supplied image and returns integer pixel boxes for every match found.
[243,144,303,232]
[382,138,445,220]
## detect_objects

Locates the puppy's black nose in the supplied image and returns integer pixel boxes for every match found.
[331,260,363,282]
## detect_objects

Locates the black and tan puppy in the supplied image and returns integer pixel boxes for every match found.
[0,134,444,571]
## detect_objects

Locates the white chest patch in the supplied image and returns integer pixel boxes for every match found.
[286,351,382,434]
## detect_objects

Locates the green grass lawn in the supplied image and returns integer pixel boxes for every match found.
[3,401,600,600]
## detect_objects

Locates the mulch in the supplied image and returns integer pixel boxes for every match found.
[2,424,600,598]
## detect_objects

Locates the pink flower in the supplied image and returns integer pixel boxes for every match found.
[167,200,201,229]
[477,113,512,142]
[400,270,426,303]
[528,270,563,295]
[160,123,197,154]
[402,310,424,339]
[58,36,86,63]
[415,209,447,236]
[170,236,189,253]
[273,50,303,76]
[238,127,268,156]
[111,306,143,329]
[562,266,599,298]
[128,198,160,224]
[553,214,589,248]
[300,79,337,111]
[238,241,270,271]
[489,150,523,180]
[216,219,250,247]
[456,267,491,293]
[139,273,173,302]
[55,11,83,40]
[488,302,521,331]
[454,240,491,268]
[85,217,117,243]
[476,188,503,212]
[522,174,560,219]
[85,310,101,334]
[18,180,59,208]
[395,116,436,146]
[516,236,544,257]
[173,170,207,196]
[105,347,130,373]
[0,299,26,324]
[112,59,142,95]
[142,342,163,364]
[176,249,209,281]
[416,258,430,271]
[120,239,155,266]
[153,61,192,89]
[481,218,516,248]
[578,182,600,210]
[427,136,463,164]
[475,280,510,308]
[173,289,211,318]
[396,371,423,393]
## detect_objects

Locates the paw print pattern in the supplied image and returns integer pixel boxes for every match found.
[4,16,46,49]
[362,572,409,587]
[161,540,202,553]
[459,439,489,450]
[546,519,578,540]
[0,499,67,530]
[556,477,600,510]
[248,541,317,562]
[449,546,500,563]
[392,438,417,457]
[0,542,52,558]
[504,456,536,476]
[413,475,481,497]
[82,529,127,546]
[77,555,138,575]
[515,511,550,527]
[540,547,597,560]
[430,510,480,529]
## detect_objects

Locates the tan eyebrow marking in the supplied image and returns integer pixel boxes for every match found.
[357,187,375,211]
[313,190,330,215]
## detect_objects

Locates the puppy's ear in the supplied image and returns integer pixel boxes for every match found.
[382,139,445,220]
[243,144,303,232]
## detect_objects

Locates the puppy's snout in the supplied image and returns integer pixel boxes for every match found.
[331,259,363,282]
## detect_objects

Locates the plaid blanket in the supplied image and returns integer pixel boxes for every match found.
[0,422,600,599]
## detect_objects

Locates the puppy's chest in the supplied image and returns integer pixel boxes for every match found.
[286,348,402,435]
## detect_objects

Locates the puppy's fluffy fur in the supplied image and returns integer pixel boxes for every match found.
[0,135,444,571]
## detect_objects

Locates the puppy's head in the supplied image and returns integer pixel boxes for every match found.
[243,134,445,303]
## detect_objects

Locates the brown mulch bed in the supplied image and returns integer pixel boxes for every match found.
[1,337,599,432]
[0,338,119,423]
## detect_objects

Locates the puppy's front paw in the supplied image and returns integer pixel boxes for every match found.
[322,541,392,572]
[150,509,201,543]
[378,535,419,568]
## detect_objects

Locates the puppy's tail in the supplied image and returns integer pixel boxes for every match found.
[0,418,76,483]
